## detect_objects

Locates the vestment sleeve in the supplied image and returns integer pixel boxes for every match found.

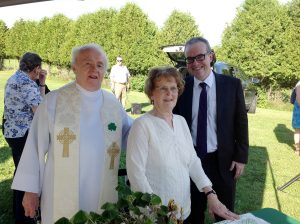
[121,108,133,150]
[11,95,50,195]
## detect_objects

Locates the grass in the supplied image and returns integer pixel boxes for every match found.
[1,70,300,223]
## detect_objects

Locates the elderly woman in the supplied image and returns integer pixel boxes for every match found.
[126,66,239,223]
[293,81,300,155]
[4,52,47,224]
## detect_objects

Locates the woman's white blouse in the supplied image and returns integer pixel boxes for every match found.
[126,113,211,219]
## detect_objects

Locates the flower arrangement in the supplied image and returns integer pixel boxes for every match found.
[55,185,184,224]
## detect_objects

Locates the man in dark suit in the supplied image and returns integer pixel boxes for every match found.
[173,37,249,223]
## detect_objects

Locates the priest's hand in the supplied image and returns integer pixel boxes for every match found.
[23,192,39,218]
[207,194,239,221]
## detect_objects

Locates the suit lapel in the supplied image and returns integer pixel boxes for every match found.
[215,72,223,128]
[183,76,194,128]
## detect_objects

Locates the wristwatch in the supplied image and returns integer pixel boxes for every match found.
[205,189,216,197]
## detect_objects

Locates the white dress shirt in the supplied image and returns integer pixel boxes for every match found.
[191,71,218,153]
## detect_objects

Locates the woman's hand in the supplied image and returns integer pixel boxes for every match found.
[38,69,47,85]
[22,192,39,218]
[207,194,239,221]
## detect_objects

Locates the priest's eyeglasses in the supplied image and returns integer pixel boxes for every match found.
[185,52,211,64]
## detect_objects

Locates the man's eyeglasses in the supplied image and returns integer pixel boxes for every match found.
[117,60,122,62]
[185,52,211,64]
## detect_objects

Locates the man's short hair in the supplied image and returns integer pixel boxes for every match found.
[71,43,108,70]
[184,37,212,54]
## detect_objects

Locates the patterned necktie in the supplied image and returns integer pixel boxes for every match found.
[196,82,207,158]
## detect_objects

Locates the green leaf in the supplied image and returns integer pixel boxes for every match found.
[141,193,151,203]
[70,210,89,224]
[89,212,104,222]
[129,205,142,215]
[55,217,72,224]
[116,184,132,199]
[101,202,116,210]
[117,198,129,209]
[101,209,119,221]
[150,194,162,205]
[157,205,168,216]
[132,191,143,199]
[144,217,154,224]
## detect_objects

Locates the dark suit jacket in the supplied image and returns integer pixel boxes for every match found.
[173,71,249,181]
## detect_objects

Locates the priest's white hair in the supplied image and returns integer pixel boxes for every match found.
[71,43,108,70]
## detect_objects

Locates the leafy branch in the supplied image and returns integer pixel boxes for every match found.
[55,184,184,224]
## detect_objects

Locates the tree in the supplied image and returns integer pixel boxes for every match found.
[69,8,117,65]
[157,10,202,66]
[36,14,73,67]
[159,10,201,46]
[217,0,297,89]
[110,3,159,76]
[5,19,39,59]
[0,20,7,69]
[285,0,300,86]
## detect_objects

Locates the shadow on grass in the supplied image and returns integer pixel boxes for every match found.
[0,178,13,224]
[273,123,294,149]
[0,145,11,164]
[236,145,280,213]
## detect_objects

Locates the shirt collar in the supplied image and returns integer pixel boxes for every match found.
[193,70,214,88]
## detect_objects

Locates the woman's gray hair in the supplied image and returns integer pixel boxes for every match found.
[71,43,108,69]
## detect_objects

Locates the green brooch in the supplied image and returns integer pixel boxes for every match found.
[108,122,117,131]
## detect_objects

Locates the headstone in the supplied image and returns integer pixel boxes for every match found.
[131,103,142,115]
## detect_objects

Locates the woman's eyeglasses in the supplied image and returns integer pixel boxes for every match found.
[155,86,178,94]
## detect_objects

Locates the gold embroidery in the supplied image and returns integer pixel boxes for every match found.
[107,142,120,169]
[57,127,76,157]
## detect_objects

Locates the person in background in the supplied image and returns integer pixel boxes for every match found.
[109,56,130,108]
[173,37,249,223]
[11,43,132,224]
[126,66,239,223]
[292,81,300,155]
[3,52,48,224]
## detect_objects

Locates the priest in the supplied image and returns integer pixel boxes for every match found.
[11,43,132,224]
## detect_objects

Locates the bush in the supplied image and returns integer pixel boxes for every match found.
[55,185,184,224]
[130,75,147,92]
[256,87,293,111]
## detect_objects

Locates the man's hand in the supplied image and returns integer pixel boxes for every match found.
[207,194,239,221]
[230,161,245,179]
[22,192,39,218]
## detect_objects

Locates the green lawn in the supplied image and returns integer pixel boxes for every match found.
[1,70,300,223]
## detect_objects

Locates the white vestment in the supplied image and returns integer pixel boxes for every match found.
[12,82,132,224]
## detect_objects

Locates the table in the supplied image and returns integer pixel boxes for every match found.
[252,208,300,224]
